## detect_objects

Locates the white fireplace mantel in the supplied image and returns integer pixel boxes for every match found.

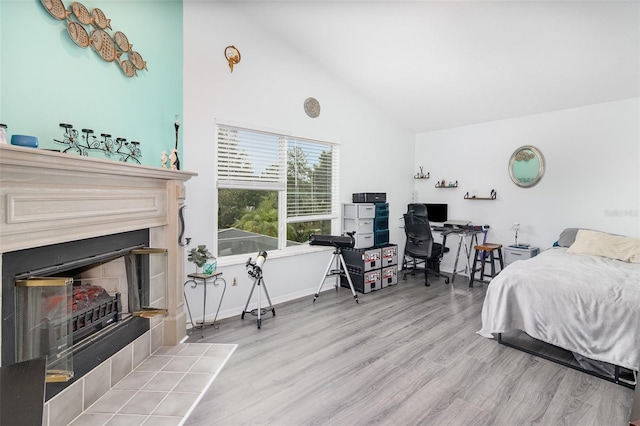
[0,144,197,347]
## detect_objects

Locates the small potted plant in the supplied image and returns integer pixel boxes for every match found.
[187,244,214,273]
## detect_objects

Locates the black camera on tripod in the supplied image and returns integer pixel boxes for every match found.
[308,232,355,249]
[246,250,268,278]
[309,232,359,304]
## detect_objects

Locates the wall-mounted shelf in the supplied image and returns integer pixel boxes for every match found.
[413,168,429,180]
[464,189,497,200]
[435,180,458,188]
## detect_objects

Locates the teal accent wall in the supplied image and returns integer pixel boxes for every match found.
[0,0,183,167]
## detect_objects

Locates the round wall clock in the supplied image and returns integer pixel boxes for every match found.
[304,97,320,118]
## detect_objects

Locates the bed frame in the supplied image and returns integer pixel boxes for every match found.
[497,333,636,390]
[631,381,640,425]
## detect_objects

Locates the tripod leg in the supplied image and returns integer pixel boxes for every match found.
[241,278,258,319]
[260,277,276,316]
[257,277,262,329]
[313,252,337,303]
[338,253,358,304]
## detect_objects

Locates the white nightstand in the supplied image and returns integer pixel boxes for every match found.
[504,245,539,266]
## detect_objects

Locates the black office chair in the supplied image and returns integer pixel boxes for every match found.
[407,203,428,217]
[402,213,450,286]
[403,204,451,272]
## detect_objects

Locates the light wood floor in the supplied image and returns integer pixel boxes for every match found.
[184,273,634,426]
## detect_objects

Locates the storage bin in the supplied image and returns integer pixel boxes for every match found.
[374,217,389,232]
[374,230,389,246]
[343,217,374,235]
[379,244,398,266]
[381,265,398,287]
[353,233,374,249]
[342,247,382,272]
[341,267,381,294]
[342,203,376,219]
[375,203,389,218]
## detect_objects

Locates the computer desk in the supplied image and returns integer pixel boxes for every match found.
[433,225,487,283]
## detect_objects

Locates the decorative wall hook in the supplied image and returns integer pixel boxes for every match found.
[224,45,241,72]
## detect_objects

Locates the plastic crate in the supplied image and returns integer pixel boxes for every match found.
[374,230,389,246]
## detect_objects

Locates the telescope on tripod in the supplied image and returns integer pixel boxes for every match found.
[309,233,359,304]
[247,250,267,278]
[241,250,275,329]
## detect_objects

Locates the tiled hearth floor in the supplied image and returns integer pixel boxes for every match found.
[67,343,236,426]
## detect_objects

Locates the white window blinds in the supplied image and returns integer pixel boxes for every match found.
[217,125,286,190]
[217,123,339,222]
[287,137,338,221]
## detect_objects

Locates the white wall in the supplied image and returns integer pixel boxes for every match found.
[415,98,640,273]
[182,1,415,321]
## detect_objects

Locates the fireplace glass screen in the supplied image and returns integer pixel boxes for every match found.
[15,277,74,383]
[127,248,168,317]
[12,245,167,384]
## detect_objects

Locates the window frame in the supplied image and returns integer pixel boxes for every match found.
[215,122,340,260]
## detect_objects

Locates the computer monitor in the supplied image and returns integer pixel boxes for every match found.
[425,203,448,223]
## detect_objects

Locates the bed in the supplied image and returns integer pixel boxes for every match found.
[478,228,640,387]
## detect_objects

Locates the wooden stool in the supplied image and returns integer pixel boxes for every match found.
[469,243,504,287]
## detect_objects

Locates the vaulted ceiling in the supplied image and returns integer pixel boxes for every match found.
[235,1,640,133]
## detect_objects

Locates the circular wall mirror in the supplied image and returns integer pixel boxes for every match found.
[508,145,545,188]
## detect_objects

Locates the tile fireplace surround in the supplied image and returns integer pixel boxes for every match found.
[0,145,196,424]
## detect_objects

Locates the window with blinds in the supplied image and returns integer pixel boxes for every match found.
[217,127,286,190]
[216,124,339,257]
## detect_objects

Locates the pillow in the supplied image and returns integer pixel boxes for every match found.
[557,228,588,247]
[566,229,640,263]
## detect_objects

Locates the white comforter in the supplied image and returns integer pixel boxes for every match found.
[478,247,640,371]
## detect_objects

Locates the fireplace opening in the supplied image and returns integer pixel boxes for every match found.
[70,280,121,344]
[1,229,164,400]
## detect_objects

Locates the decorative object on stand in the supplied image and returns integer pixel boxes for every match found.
[464,189,497,200]
[10,135,39,148]
[40,0,147,78]
[54,123,141,163]
[0,124,7,144]
[512,223,521,246]
[171,115,181,170]
[161,151,168,168]
[224,45,241,72]
[203,261,217,275]
[414,167,429,179]
[435,180,458,188]
[184,271,226,336]
[304,97,321,118]
[187,245,215,273]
